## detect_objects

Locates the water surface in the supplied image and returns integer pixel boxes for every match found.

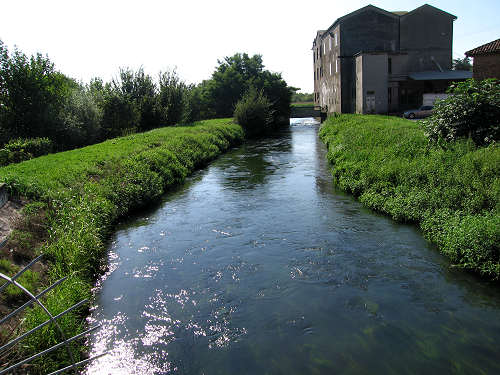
[87,118,500,374]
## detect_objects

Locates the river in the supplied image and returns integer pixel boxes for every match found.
[86,119,500,374]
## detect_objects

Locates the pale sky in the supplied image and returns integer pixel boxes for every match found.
[1,0,499,93]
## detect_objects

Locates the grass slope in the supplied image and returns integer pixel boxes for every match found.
[319,114,499,278]
[0,119,243,373]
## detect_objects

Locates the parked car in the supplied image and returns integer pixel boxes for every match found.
[403,105,434,119]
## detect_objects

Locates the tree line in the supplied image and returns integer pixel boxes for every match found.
[0,40,293,161]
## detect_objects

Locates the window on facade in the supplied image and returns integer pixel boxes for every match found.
[323,42,326,55]
[335,33,338,46]
[329,38,332,50]
[335,59,338,73]
[388,58,392,74]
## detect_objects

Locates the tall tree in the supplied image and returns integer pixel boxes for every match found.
[203,53,293,123]
[452,56,472,71]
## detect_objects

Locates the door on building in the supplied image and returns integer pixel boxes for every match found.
[366,94,375,113]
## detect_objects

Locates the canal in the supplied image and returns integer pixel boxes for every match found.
[86,119,500,374]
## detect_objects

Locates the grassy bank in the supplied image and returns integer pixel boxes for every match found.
[319,114,499,278]
[291,101,315,107]
[0,119,243,373]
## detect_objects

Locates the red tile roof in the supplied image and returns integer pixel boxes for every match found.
[466,38,500,56]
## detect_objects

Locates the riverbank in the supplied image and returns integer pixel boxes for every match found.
[0,119,243,373]
[319,114,499,279]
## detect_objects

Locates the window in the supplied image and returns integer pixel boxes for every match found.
[330,62,332,75]
[335,59,338,73]
[334,33,338,46]
[388,87,392,104]
[388,57,392,74]
[329,38,332,50]
[323,42,326,55]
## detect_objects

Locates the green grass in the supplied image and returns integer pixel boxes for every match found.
[0,119,244,373]
[319,114,500,278]
[291,101,315,108]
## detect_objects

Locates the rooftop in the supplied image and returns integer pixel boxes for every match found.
[466,38,500,56]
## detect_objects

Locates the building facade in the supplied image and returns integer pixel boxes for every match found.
[466,39,500,80]
[313,4,471,114]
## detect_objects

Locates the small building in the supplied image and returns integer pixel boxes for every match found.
[313,4,472,115]
[465,39,500,80]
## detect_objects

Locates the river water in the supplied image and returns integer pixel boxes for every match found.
[86,119,500,374]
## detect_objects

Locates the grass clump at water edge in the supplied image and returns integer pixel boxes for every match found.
[319,114,499,278]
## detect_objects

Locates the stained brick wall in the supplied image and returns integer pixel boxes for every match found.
[472,54,500,80]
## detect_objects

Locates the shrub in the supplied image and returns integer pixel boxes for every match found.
[234,88,273,137]
[3,137,53,156]
[0,137,53,166]
[422,79,500,146]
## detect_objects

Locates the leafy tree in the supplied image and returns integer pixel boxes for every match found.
[452,56,472,71]
[203,53,293,124]
[422,78,499,146]
[0,40,75,143]
[158,69,190,125]
[292,92,314,102]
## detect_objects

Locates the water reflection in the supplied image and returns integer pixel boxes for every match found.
[86,120,500,375]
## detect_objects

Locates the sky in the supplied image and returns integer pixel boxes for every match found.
[1,0,499,93]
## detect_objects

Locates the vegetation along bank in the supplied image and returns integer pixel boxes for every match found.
[0,119,243,373]
[319,114,499,279]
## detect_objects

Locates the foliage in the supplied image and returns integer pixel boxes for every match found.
[422,79,500,146]
[234,88,273,137]
[0,40,75,144]
[58,87,103,148]
[320,114,500,278]
[292,92,313,103]
[0,40,196,151]
[291,102,315,107]
[200,53,293,124]
[0,119,243,373]
[0,137,53,166]
[452,56,472,71]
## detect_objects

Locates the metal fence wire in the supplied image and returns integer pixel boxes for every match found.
[0,254,106,374]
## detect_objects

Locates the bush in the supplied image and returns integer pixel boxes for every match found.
[3,137,53,156]
[422,79,500,146]
[234,88,273,137]
[0,137,53,166]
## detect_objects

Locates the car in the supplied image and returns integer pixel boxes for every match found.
[403,105,434,119]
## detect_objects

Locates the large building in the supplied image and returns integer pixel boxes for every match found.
[313,4,471,114]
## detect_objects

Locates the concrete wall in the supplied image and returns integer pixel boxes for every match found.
[356,54,389,114]
[339,10,399,56]
[356,56,364,113]
[400,6,454,72]
[473,54,500,80]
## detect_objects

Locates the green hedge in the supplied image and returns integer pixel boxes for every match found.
[319,114,499,278]
[0,119,243,373]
